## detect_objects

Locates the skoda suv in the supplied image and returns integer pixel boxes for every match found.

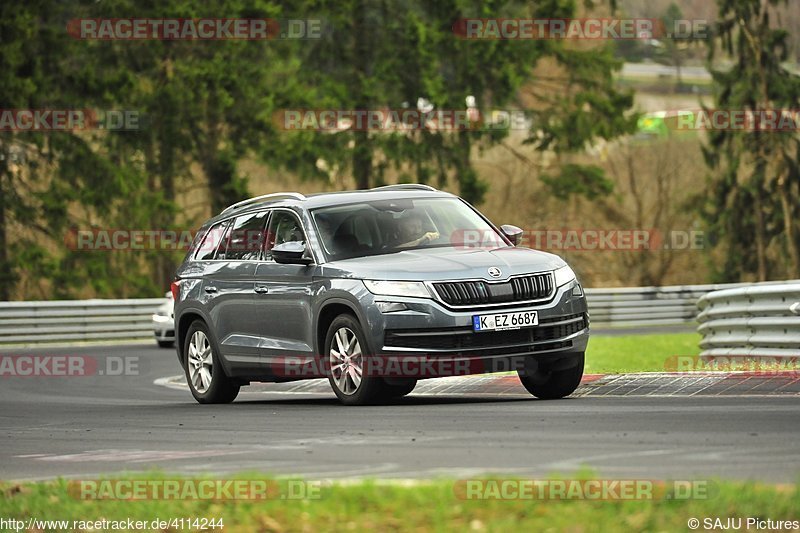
[173,185,589,405]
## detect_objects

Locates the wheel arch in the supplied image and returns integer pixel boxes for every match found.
[176,309,208,366]
[315,298,370,355]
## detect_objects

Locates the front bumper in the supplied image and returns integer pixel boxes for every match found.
[360,280,589,376]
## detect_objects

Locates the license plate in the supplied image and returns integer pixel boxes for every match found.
[473,311,538,332]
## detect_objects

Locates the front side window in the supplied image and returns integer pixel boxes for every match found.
[264,211,306,260]
[311,197,509,261]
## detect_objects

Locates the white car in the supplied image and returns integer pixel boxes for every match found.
[152,292,175,348]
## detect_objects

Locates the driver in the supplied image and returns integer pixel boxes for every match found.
[396,213,439,248]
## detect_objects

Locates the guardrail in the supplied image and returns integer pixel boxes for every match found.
[697,283,800,357]
[0,283,751,345]
[0,299,165,344]
[7,283,795,352]
[584,283,744,327]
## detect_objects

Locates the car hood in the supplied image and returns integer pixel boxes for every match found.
[319,246,566,282]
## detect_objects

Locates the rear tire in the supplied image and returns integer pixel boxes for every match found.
[325,314,384,406]
[184,320,240,404]
[517,352,584,400]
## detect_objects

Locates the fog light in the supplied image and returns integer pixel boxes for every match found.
[572,284,584,296]
[376,302,408,313]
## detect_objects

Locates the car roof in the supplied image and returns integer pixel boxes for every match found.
[303,189,454,208]
[202,187,456,227]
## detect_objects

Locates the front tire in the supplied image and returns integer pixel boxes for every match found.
[184,320,240,404]
[380,378,417,398]
[325,314,384,406]
[517,352,584,400]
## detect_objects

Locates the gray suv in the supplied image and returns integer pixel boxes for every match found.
[173,185,589,405]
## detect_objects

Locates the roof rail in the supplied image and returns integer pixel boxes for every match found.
[221,192,306,214]
[370,184,437,192]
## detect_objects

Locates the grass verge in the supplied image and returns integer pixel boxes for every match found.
[0,474,796,532]
[585,333,701,374]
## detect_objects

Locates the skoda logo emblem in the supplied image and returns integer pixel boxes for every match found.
[488,267,502,278]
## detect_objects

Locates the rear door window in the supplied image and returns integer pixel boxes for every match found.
[224,211,269,261]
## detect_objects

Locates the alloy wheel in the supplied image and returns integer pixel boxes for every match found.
[188,330,213,393]
[329,327,363,395]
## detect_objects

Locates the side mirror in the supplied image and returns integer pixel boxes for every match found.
[272,241,313,265]
[500,224,524,246]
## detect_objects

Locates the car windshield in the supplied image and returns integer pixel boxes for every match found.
[311,197,509,261]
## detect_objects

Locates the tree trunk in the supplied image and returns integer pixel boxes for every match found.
[158,132,177,290]
[352,130,371,189]
[351,1,371,190]
[159,170,176,289]
[752,184,768,281]
[0,168,9,300]
[778,173,800,277]
[455,131,485,204]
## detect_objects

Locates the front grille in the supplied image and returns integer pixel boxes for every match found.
[434,272,553,307]
[383,313,587,356]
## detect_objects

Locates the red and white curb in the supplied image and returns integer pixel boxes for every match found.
[156,371,800,397]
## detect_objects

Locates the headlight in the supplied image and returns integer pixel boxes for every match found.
[364,280,432,298]
[553,265,577,287]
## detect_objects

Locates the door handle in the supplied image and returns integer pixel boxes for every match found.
[204,285,218,293]
[254,286,269,294]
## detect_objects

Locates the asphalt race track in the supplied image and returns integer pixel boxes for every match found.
[1,343,798,482]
